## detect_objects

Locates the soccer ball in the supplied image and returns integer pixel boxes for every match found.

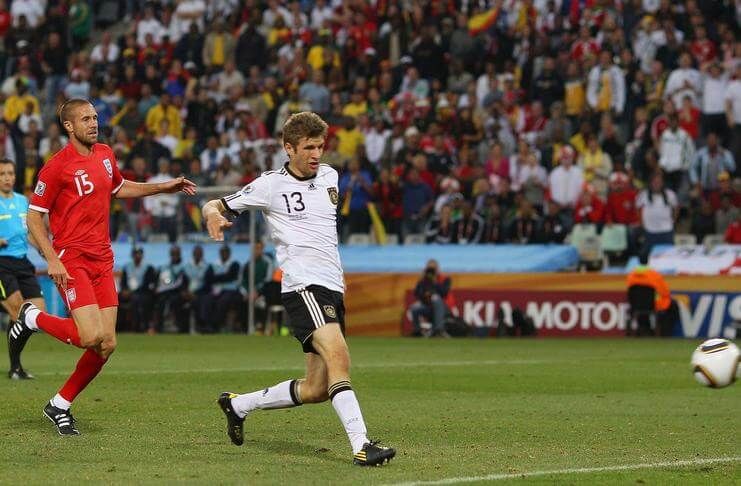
[690,339,740,388]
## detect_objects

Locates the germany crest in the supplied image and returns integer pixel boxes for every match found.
[327,187,338,205]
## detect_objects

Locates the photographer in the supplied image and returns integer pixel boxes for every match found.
[409,259,453,337]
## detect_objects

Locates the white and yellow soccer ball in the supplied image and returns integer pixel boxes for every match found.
[690,339,740,388]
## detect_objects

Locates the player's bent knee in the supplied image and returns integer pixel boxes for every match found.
[79,332,104,348]
[98,338,117,358]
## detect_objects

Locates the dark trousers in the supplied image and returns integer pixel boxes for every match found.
[118,290,154,332]
[153,290,190,333]
[208,290,244,332]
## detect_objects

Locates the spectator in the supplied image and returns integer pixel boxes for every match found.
[452,201,484,244]
[509,199,540,244]
[579,135,613,199]
[409,260,452,337]
[401,167,434,240]
[664,52,701,108]
[724,213,741,244]
[658,114,694,194]
[183,245,211,333]
[146,93,182,138]
[338,158,373,240]
[335,116,364,159]
[715,194,739,236]
[206,244,242,333]
[574,188,606,226]
[119,248,156,332]
[300,69,331,116]
[690,132,735,197]
[700,62,728,140]
[144,158,178,242]
[587,50,626,117]
[152,245,189,334]
[637,171,678,254]
[537,203,567,244]
[690,200,717,244]
[4,78,38,124]
[203,21,235,73]
[724,64,741,159]
[240,241,274,333]
[548,145,584,227]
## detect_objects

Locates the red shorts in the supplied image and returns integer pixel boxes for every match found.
[56,250,118,311]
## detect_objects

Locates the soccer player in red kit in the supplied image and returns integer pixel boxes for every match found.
[6,99,196,436]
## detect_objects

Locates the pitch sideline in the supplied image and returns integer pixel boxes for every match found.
[387,456,741,485]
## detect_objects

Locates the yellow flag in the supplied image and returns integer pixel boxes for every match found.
[341,190,351,217]
[367,202,386,245]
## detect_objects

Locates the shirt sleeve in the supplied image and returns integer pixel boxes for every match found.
[221,175,271,215]
[28,162,61,213]
[110,150,125,194]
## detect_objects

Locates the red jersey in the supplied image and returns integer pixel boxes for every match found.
[605,189,640,225]
[29,143,124,259]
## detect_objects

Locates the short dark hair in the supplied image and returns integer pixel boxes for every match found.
[282,112,328,148]
[58,98,93,125]
[0,158,15,168]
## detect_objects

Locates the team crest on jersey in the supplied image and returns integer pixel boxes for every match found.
[327,187,338,205]
[34,181,46,196]
[323,305,336,319]
[102,158,113,177]
[66,288,76,303]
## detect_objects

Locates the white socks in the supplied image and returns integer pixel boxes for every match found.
[231,379,302,418]
[51,393,71,411]
[329,381,369,454]
[25,306,40,330]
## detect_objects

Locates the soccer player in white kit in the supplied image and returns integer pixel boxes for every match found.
[202,112,395,466]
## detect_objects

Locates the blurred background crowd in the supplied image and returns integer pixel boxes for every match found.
[0,0,739,257]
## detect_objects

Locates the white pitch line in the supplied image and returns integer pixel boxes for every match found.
[387,456,741,486]
[28,359,548,377]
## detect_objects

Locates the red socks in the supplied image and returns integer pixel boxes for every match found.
[58,349,107,403]
[36,313,82,347]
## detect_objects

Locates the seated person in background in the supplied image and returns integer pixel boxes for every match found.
[152,245,189,334]
[409,259,453,337]
[626,253,678,336]
[206,244,242,332]
[240,241,274,333]
[183,245,211,333]
[118,247,156,332]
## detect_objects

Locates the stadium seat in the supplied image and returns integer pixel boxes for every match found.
[702,233,724,249]
[673,233,697,246]
[567,223,597,247]
[403,233,426,245]
[347,233,372,245]
[147,233,170,243]
[601,224,628,253]
[577,234,603,268]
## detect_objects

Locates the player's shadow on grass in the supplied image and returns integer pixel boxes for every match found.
[243,438,347,465]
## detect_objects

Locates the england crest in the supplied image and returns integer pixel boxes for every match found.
[327,187,338,205]
[102,158,113,177]
[66,288,76,303]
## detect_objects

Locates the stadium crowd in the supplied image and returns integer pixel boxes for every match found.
[0,0,739,255]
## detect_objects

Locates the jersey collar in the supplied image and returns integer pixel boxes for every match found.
[284,162,316,181]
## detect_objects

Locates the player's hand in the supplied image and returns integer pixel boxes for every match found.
[206,213,233,241]
[162,177,197,195]
[48,259,74,289]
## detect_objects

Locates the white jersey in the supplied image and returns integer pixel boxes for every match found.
[221,163,344,294]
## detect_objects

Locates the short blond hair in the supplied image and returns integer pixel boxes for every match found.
[282,111,328,148]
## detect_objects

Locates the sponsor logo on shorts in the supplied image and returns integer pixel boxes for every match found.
[66,288,76,303]
[34,181,46,196]
[323,305,336,319]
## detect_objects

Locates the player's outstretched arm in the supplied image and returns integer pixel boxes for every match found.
[114,177,197,198]
[202,199,233,242]
[27,210,73,288]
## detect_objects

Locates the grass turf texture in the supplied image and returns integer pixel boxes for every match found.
[1,335,738,484]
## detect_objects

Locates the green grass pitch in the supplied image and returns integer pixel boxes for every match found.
[1,335,739,484]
